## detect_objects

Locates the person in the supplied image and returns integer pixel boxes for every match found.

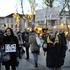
[22,29,30,59]
[58,30,67,58]
[42,32,47,42]
[2,28,19,70]
[17,31,25,59]
[30,32,41,67]
[59,30,67,46]
[0,30,4,70]
[44,31,67,70]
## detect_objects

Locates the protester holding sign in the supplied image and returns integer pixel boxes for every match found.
[2,28,19,70]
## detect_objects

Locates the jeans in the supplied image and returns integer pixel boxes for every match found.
[26,47,29,59]
[33,53,38,63]
[47,67,61,70]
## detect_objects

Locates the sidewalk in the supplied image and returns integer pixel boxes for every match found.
[1,47,70,70]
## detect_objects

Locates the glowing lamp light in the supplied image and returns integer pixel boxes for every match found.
[68,25,70,28]
[60,23,64,29]
[36,27,42,33]
[27,27,32,32]
[53,26,57,29]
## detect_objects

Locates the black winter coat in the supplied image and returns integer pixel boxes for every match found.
[59,32,67,58]
[46,36,67,68]
[2,35,19,66]
[22,31,29,47]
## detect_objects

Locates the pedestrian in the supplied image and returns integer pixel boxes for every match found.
[43,31,67,70]
[30,32,41,67]
[2,28,19,70]
[58,30,67,58]
[0,30,4,70]
[22,29,30,60]
[17,31,25,59]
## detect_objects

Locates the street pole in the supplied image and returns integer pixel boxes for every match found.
[66,16,69,34]
[21,0,24,14]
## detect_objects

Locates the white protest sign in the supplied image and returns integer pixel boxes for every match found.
[5,44,16,52]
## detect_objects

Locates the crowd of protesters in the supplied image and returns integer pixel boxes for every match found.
[0,27,69,70]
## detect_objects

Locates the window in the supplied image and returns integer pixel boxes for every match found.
[6,17,13,23]
[10,18,13,23]
[0,18,4,24]
[51,20,55,26]
[7,18,9,23]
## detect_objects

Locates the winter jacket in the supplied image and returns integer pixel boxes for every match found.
[30,34,40,54]
[2,35,19,65]
[59,32,67,46]
[58,32,67,58]
[22,31,29,47]
[46,35,66,68]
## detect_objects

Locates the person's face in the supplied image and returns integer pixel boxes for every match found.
[6,29,11,36]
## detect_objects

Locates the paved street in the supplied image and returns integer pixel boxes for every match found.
[1,43,70,70]
[0,0,70,70]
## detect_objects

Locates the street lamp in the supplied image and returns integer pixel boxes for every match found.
[60,23,65,30]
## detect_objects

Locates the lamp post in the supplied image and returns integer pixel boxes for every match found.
[21,0,24,14]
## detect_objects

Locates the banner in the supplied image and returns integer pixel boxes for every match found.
[5,44,16,52]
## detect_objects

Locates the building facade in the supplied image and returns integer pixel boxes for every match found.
[35,7,62,30]
[0,13,25,32]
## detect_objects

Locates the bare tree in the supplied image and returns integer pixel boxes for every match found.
[59,0,70,33]
[28,0,35,15]
[28,0,35,23]
[20,0,24,14]
[43,0,54,7]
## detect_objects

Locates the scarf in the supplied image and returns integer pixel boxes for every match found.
[47,35,59,45]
